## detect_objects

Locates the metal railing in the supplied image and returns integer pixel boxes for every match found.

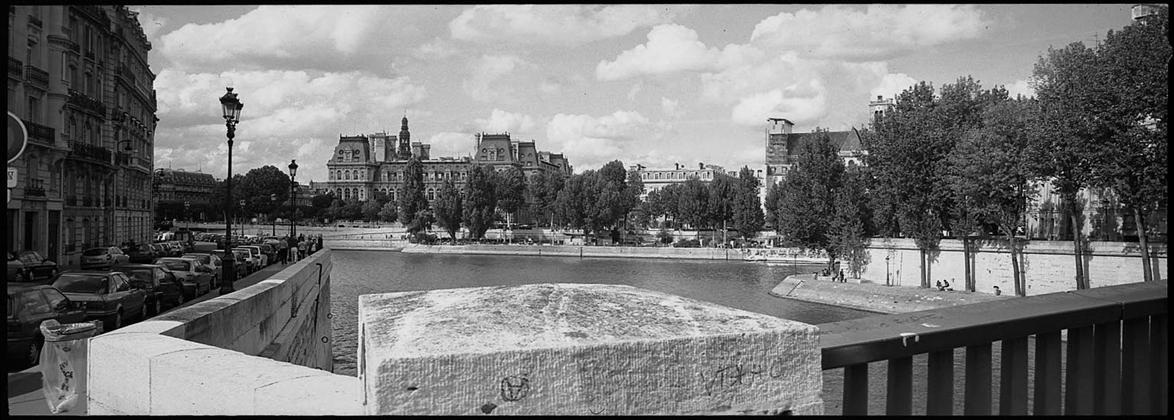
[23,119,56,145]
[68,141,112,164]
[26,64,49,89]
[68,88,107,117]
[817,280,1168,415]
[8,56,22,79]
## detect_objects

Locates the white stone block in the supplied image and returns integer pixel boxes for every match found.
[360,283,822,415]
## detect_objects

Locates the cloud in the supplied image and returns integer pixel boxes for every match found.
[475,109,538,134]
[128,7,168,39]
[597,24,720,81]
[413,38,459,60]
[750,4,988,61]
[425,132,476,159]
[463,54,527,102]
[546,111,656,169]
[449,5,673,46]
[870,73,919,100]
[729,80,828,126]
[1005,79,1036,99]
[661,97,681,118]
[152,68,427,182]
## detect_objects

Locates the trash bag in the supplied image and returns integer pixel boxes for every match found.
[38,319,101,414]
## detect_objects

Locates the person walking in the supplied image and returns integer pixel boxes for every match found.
[298,237,308,259]
[277,237,289,265]
[287,235,299,262]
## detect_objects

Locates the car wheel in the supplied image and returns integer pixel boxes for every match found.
[112,310,124,330]
[153,299,162,316]
[28,336,43,367]
[141,303,148,320]
[176,291,186,306]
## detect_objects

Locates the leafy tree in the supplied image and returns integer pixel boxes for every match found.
[529,170,566,227]
[676,177,710,230]
[397,157,430,234]
[462,165,497,240]
[947,99,1036,296]
[361,200,382,222]
[1091,12,1169,282]
[763,181,783,231]
[236,165,292,216]
[433,178,464,240]
[624,168,646,229]
[378,201,398,223]
[774,128,844,270]
[707,173,737,231]
[554,172,590,232]
[830,164,870,278]
[494,166,527,228]
[732,166,765,239]
[311,193,334,210]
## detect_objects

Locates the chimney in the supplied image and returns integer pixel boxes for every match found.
[675,163,680,170]
[699,162,704,170]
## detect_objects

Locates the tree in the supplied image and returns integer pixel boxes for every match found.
[830,164,870,278]
[774,129,844,271]
[378,201,398,223]
[494,166,527,229]
[311,194,334,210]
[763,181,783,231]
[1091,12,1169,282]
[397,157,430,234]
[676,177,710,230]
[433,178,464,240]
[361,200,382,222]
[624,168,645,230]
[462,165,497,240]
[732,166,765,239]
[529,170,566,227]
[948,99,1036,296]
[707,173,737,232]
[236,165,292,216]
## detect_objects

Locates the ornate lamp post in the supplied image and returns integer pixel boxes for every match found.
[239,199,246,236]
[219,87,243,295]
[184,200,190,231]
[288,160,298,239]
[271,193,277,236]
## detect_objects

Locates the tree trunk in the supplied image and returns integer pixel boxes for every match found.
[1004,227,1024,297]
[962,236,974,292]
[919,248,929,289]
[1067,200,1088,290]
[1132,206,1153,282]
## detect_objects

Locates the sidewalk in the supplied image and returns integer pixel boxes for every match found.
[770,275,1012,315]
[6,258,296,416]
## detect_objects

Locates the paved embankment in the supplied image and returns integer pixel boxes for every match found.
[770,275,1012,315]
[400,243,747,260]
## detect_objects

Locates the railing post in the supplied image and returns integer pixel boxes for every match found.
[886,356,913,415]
[999,336,1029,415]
[964,343,992,415]
[1121,317,1150,414]
[842,364,869,416]
[1033,331,1063,415]
[926,349,954,415]
[1065,326,1095,415]
[1093,321,1122,415]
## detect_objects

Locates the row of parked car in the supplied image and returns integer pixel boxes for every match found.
[6,240,285,369]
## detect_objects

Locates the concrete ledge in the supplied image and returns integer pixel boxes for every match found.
[360,283,822,415]
[401,244,740,260]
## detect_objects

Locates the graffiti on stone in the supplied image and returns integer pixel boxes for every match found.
[500,375,530,402]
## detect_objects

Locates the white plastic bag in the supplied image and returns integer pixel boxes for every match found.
[39,319,100,414]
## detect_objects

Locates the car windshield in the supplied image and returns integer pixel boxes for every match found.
[185,255,210,264]
[53,274,109,294]
[158,260,192,271]
[82,248,108,256]
[117,269,154,284]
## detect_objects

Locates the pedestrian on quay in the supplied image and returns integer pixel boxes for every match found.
[942,279,953,291]
[994,286,1002,296]
[288,235,299,262]
[936,280,945,291]
[838,269,845,283]
[277,237,289,265]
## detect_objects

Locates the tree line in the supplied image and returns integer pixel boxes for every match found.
[764,11,1167,296]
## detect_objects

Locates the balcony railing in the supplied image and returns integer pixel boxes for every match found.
[22,119,55,146]
[68,141,112,164]
[24,186,46,197]
[65,196,77,206]
[8,56,22,79]
[26,65,49,89]
[817,280,1168,415]
[68,89,107,118]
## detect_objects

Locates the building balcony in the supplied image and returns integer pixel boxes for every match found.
[118,65,136,84]
[68,89,107,118]
[22,119,56,146]
[68,141,113,165]
[24,186,46,197]
[65,196,77,206]
[28,15,42,28]
[8,56,22,79]
[25,65,49,90]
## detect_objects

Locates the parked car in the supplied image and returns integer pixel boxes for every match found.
[153,257,214,299]
[80,246,130,270]
[239,245,268,268]
[181,253,223,289]
[51,270,148,330]
[7,284,88,368]
[124,243,161,264]
[208,250,248,279]
[11,250,60,281]
[113,264,185,315]
[232,247,259,274]
[8,252,31,282]
[258,244,277,266]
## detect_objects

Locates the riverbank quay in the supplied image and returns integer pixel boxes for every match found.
[401,243,750,260]
[5,257,300,415]
[771,275,1011,315]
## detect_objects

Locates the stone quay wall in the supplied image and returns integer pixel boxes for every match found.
[858,238,1167,296]
[401,243,743,260]
[86,250,362,415]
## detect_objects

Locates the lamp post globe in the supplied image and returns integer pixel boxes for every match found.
[219,87,243,295]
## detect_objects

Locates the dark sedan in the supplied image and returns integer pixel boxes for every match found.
[113,264,185,315]
[6,284,87,368]
[124,244,161,264]
[9,250,60,282]
[51,271,148,331]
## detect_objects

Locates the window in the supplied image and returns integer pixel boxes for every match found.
[22,291,52,315]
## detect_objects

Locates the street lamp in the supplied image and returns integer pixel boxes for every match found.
[288,160,298,240]
[271,193,277,236]
[239,199,246,236]
[219,87,243,295]
[184,200,190,232]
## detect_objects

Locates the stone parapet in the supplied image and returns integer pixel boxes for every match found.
[359,283,822,415]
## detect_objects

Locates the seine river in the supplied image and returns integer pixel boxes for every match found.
[327,250,878,377]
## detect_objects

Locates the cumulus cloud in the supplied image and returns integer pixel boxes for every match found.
[413,38,459,60]
[128,7,168,39]
[152,68,427,182]
[546,111,656,169]
[597,24,721,81]
[661,97,681,118]
[449,5,673,46]
[426,132,476,158]
[750,4,988,61]
[870,73,919,100]
[729,80,828,127]
[463,54,527,102]
[475,109,538,134]
[1005,79,1036,99]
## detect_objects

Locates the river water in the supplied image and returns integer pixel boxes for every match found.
[328,250,878,376]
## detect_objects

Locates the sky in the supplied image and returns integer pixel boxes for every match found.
[132,4,1138,184]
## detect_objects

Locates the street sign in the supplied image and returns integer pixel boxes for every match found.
[8,111,28,163]
[7,168,16,188]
